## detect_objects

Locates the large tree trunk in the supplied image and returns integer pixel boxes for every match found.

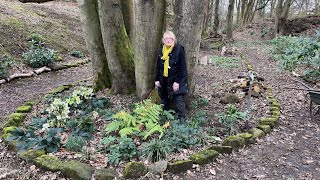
[134,0,165,99]
[212,0,220,37]
[77,0,111,91]
[226,0,235,40]
[97,0,135,94]
[275,0,292,35]
[173,0,206,104]
[120,0,135,43]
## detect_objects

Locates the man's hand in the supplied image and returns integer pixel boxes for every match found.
[155,81,161,88]
[173,82,179,92]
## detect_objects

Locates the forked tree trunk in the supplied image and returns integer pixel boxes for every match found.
[226,0,235,40]
[173,0,206,103]
[77,0,112,91]
[275,0,292,35]
[134,0,165,99]
[97,0,135,94]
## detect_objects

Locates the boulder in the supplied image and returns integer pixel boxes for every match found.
[95,169,118,180]
[124,162,147,179]
[16,105,32,113]
[222,135,245,149]
[248,128,265,139]
[167,160,193,174]
[207,145,233,154]
[190,150,219,165]
[219,93,240,104]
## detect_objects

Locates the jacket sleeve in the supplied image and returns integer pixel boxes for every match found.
[177,46,188,85]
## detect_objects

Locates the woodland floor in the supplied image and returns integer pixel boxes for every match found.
[1,1,320,179]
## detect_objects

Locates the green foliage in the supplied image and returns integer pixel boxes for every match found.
[141,138,171,162]
[260,27,272,38]
[105,100,173,139]
[70,50,84,58]
[211,55,240,68]
[6,127,38,151]
[35,128,63,153]
[189,110,208,127]
[0,56,13,79]
[270,33,320,81]
[23,33,59,68]
[107,137,138,165]
[65,134,86,152]
[215,105,247,135]
[164,120,204,152]
[197,97,209,107]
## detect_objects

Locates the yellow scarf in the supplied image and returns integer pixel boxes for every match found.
[162,44,174,77]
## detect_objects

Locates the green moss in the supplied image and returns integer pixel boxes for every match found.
[260,117,278,122]
[237,133,255,144]
[2,119,17,128]
[219,93,240,104]
[61,160,94,180]
[124,162,147,179]
[8,140,18,151]
[148,88,161,104]
[16,105,32,113]
[3,126,17,134]
[34,155,64,172]
[259,120,276,128]
[222,135,246,149]
[207,145,233,154]
[167,160,193,174]
[270,106,280,112]
[93,70,112,92]
[248,128,265,139]
[190,150,219,165]
[47,84,72,95]
[1,133,13,143]
[95,169,118,180]
[23,99,39,107]
[257,125,271,133]
[8,113,26,125]
[20,150,46,162]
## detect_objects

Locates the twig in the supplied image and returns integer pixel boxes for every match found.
[283,86,320,92]
[291,78,312,89]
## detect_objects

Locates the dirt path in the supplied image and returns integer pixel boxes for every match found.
[169,43,320,180]
[0,64,92,179]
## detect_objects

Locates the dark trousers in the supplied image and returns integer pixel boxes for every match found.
[160,77,186,119]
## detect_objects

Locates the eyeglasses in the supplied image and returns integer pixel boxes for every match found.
[164,37,173,40]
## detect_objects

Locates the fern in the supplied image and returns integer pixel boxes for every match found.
[119,127,140,138]
[105,121,122,134]
[113,111,137,127]
[143,125,164,140]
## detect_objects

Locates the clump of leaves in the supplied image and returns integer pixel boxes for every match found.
[104,136,138,165]
[23,33,59,68]
[189,110,208,127]
[211,55,240,68]
[215,105,247,135]
[65,134,86,152]
[70,50,84,58]
[0,56,13,79]
[141,138,171,162]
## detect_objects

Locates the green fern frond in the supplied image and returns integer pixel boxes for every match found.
[113,111,136,127]
[145,121,157,130]
[105,121,122,134]
[143,125,164,140]
[119,127,140,138]
[163,110,175,120]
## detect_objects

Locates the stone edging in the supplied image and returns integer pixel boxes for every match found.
[0,70,281,179]
[0,58,90,85]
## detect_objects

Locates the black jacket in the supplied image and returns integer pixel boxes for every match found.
[155,43,188,94]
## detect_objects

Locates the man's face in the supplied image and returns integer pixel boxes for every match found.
[163,34,174,47]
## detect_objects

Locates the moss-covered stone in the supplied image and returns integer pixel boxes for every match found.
[237,133,255,144]
[207,145,233,154]
[1,133,13,143]
[219,93,240,104]
[259,120,276,128]
[270,106,280,112]
[23,99,38,107]
[2,126,17,134]
[190,150,219,165]
[95,168,118,180]
[167,160,193,174]
[61,160,94,180]
[7,140,18,151]
[260,117,278,122]
[257,125,271,134]
[271,101,280,108]
[2,119,17,128]
[16,105,32,113]
[8,113,26,125]
[248,128,265,139]
[34,155,64,172]
[20,150,45,162]
[47,85,72,95]
[222,136,245,149]
[124,162,147,179]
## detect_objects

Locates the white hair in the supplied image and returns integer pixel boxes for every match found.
[162,30,177,43]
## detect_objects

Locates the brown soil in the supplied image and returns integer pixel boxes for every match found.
[0,1,320,179]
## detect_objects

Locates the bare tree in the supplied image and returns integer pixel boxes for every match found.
[77,0,111,91]
[134,0,166,99]
[173,0,206,102]
[226,0,235,40]
[98,0,135,94]
[275,0,292,35]
[212,0,220,37]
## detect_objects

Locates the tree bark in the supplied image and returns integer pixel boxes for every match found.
[275,0,292,35]
[120,0,135,43]
[77,0,112,92]
[97,0,135,94]
[226,0,235,40]
[173,0,206,103]
[134,0,165,99]
[212,0,220,37]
